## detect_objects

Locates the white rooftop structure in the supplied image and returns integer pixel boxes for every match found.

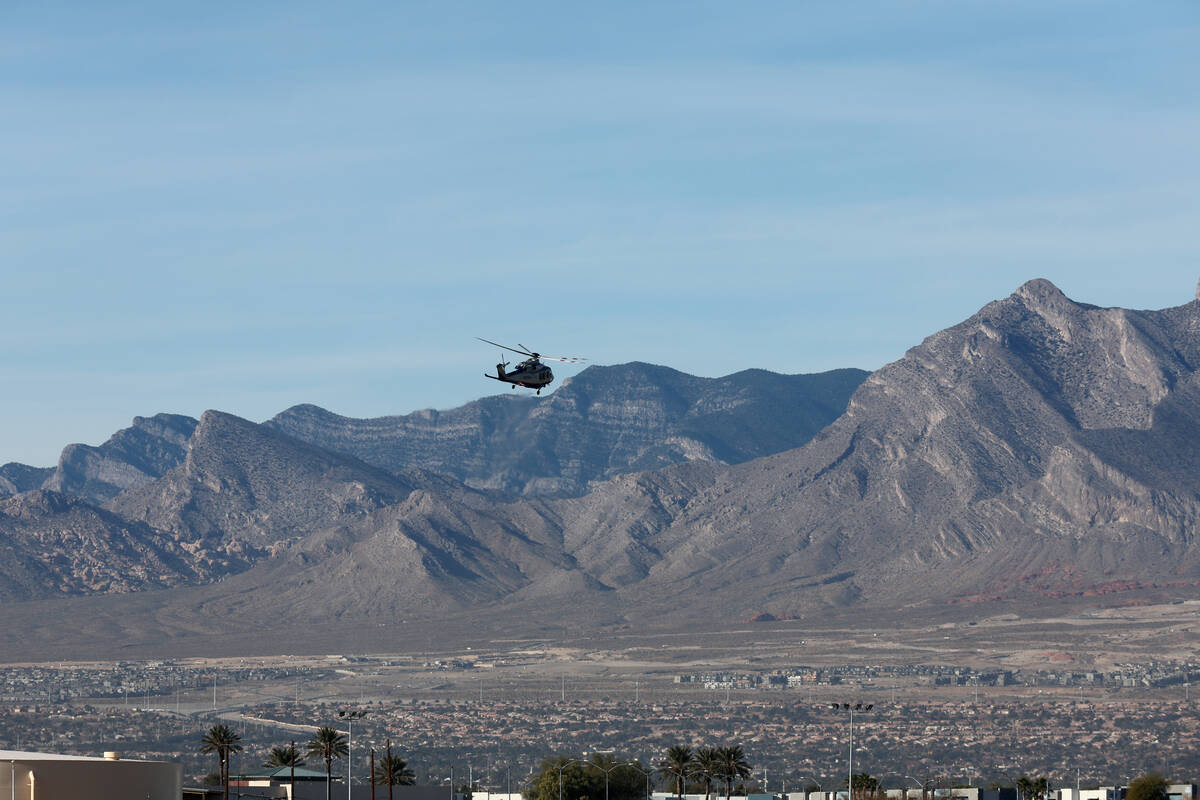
[1,749,181,800]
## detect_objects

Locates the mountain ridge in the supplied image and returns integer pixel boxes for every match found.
[3,278,1200,658]
[265,362,868,496]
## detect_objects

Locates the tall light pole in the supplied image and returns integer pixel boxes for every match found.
[623,761,659,800]
[589,759,630,800]
[879,773,919,800]
[388,740,396,800]
[900,775,924,800]
[554,759,581,800]
[338,709,369,800]
[829,703,873,800]
[798,775,823,800]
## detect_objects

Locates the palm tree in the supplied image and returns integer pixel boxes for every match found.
[658,746,694,800]
[1016,776,1049,800]
[199,723,243,800]
[848,773,879,800]
[374,754,416,786]
[265,744,305,768]
[694,748,721,800]
[307,726,349,800]
[715,746,751,800]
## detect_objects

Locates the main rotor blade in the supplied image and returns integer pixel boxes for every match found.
[475,337,535,357]
[540,355,588,363]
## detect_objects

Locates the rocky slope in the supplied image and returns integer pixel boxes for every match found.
[0,414,198,504]
[4,278,1200,649]
[0,363,860,607]
[543,278,1200,616]
[0,490,206,600]
[265,363,867,496]
[108,410,418,554]
[137,278,1200,628]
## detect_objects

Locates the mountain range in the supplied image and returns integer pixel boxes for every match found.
[0,365,863,602]
[2,278,1200,658]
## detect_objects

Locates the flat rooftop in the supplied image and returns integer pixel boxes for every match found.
[0,750,159,762]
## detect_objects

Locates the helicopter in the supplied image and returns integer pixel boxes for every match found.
[476,337,587,394]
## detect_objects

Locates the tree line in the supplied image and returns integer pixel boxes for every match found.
[525,745,753,800]
[200,722,414,800]
[199,726,1173,800]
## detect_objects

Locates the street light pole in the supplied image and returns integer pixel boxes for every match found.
[338,710,369,800]
[555,759,581,800]
[589,760,628,800]
[798,775,823,800]
[388,740,396,800]
[900,775,924,800]
[623,761,658,800]
[829,703,873,800]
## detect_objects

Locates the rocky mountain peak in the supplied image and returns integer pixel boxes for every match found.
[0,463,53,498]
[1,413,199,504]
[111,409,416,552]
[1014,277,1071,307]
[7,278,1200,651]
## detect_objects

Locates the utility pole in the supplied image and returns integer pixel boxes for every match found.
[387,740,395,800]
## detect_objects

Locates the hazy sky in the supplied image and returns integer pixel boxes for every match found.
[3,1,1199,466]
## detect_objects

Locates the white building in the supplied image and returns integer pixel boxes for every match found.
[1058,783,1196,800]
[1057,789,1120,800]
[0,750,181,800]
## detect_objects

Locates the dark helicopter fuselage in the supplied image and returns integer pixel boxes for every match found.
[485,357,554,392]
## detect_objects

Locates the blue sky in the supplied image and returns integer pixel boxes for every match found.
[2,1,1198,466]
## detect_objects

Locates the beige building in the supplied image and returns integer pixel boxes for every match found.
[0,749,181,800]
